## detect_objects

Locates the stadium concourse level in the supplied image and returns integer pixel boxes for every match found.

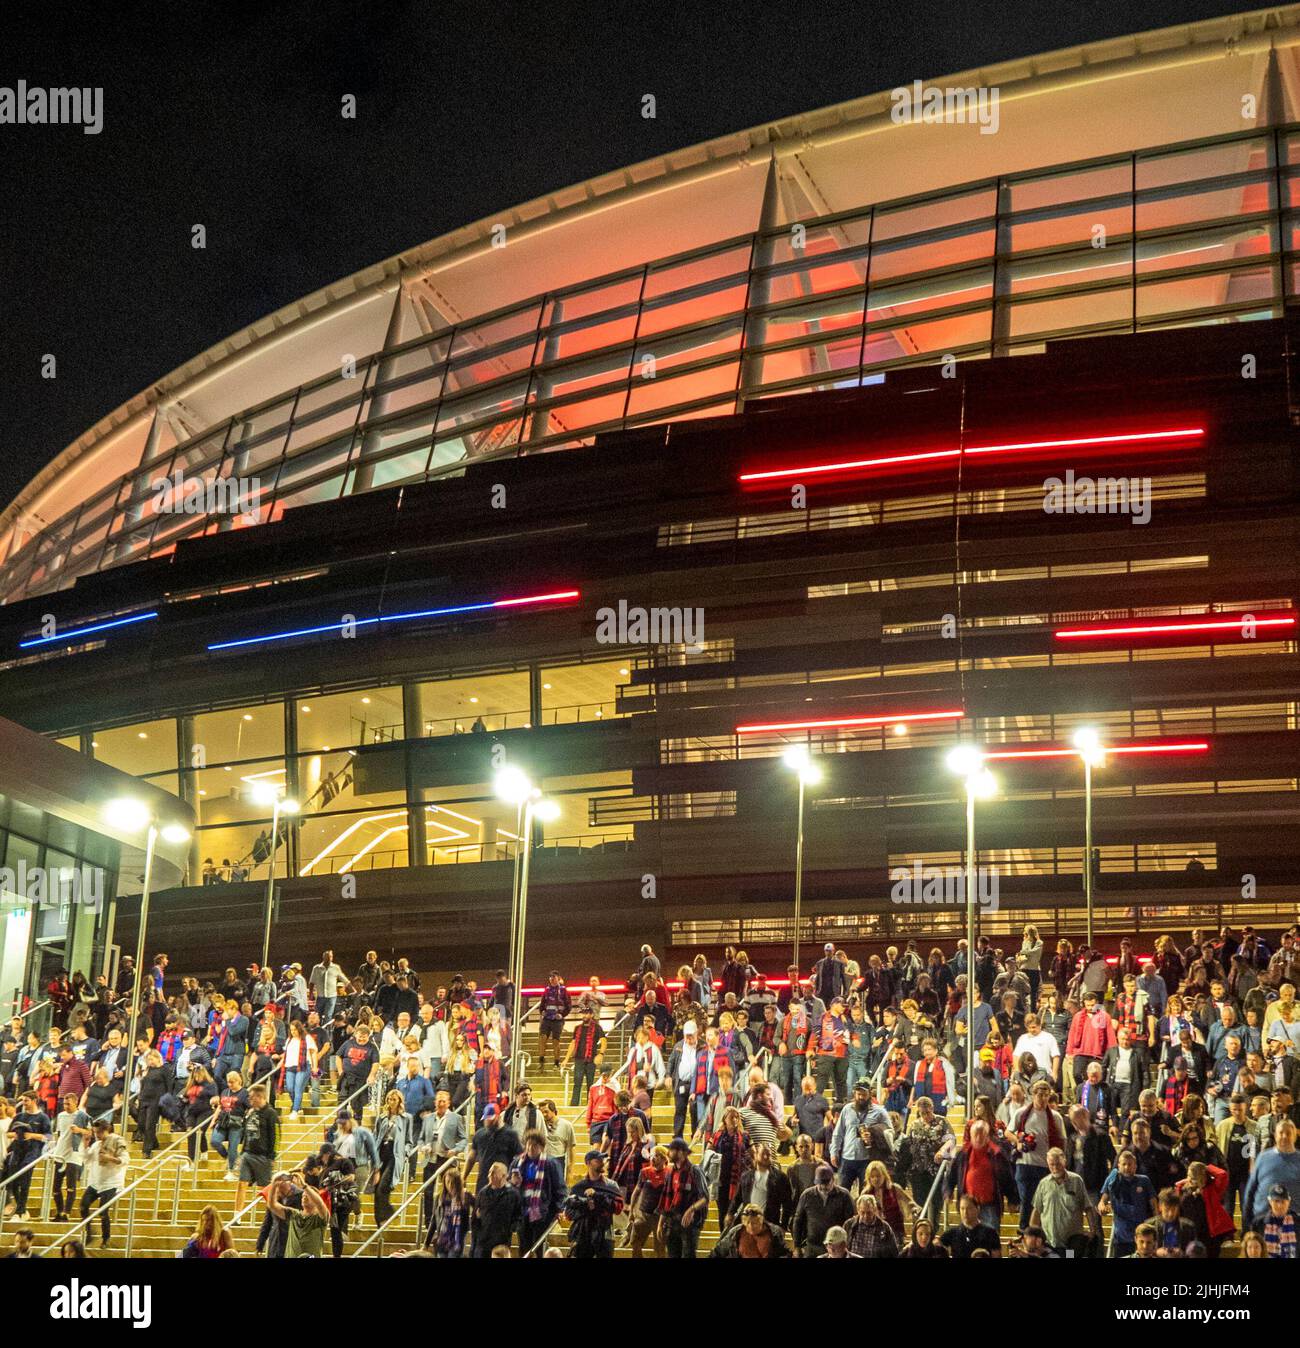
[2,926,1300,1260]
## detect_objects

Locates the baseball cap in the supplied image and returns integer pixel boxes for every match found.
[1269,1183,1290,1200]
[482,1104,498,1119]
[824,1226,847,1246]
[667,1137,690,1153]
[584,1148,604,1164]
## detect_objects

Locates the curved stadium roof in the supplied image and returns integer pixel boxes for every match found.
[5,4,1300,602]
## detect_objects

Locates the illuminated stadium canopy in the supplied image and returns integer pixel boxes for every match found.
[4,6,1300,603]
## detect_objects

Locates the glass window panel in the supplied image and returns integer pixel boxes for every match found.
[743,336,869,392]
[642,243,750,300]
[1005,246,1130,296]
[1005,161,1132,214]
[637,279,748,339]
[370,338,451,405]
[414,670,530,737]
[867,224,996,283]
[754,292,865,344]
[192,757,287,826]
[864,307,992,364]
[297,748,405,816]
[764,215,873,269]
[624,357,740,417]
[868,266,992,319]
[192,704,284,766]
[448,303,543,364]
[1004,204,1132,255]
[1136,137,1270,190]
[873,187,996,242]
[93,718,177,777]
[1137,222,1275,275]
[1005,288,1131,341]
[1136,177,1273,234]
[295,686,404,753]
[1136,265,1277,322]
[760,252,870,308]
[297,808,409,876]
[194,822,288,882]
[539,659,630,725]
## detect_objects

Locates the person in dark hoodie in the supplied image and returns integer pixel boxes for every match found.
[472,1161,522,1256]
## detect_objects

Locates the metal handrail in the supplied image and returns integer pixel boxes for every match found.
[227,1077,375,1231]
[8,997,51,1021]
[524,1211,563,1258]
[29,1051,292,1255]
[348,1089,476,1257]
[918,1151,954,1230]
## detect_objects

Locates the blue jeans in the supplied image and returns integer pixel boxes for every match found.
[310,1073,321,1109]
[286,1068,309,1112]
[1015,1163,1048,1230]
[211,1121,242,1171]
[316,996,336,1024]
[845,1059,870,1096]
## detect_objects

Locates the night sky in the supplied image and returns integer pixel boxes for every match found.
[0,0,1256,509]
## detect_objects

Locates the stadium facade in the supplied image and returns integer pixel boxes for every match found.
[3,8,1300,989]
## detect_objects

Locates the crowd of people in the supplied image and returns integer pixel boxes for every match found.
[2,920,1300,1259]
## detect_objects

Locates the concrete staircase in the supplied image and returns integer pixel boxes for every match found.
[16,1054,1176,1258]
[18,1083,427,1258]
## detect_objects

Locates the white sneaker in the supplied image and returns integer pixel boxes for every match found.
[181,1163,194,1173]
[223,1170,237,1181]
[289,1110,300,1120]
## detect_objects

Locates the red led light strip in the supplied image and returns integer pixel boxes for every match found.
[735,709,964,735]
[739,426,1205,485]
[984,740,1209,761]
[1055,615,1296,641]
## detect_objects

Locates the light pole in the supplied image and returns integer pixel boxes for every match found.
[495,765,532,997]
[253,782,299,972]
[104,798,190,1139]
[782,746,822,974]
[1073,727,1106,949]
[494,768,559,1094]
[946,746,997,1128]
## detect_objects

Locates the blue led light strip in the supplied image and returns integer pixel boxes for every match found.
[19,610,159,649]
[207,589,580,652]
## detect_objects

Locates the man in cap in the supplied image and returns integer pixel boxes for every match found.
[666,1021,707,1140]
[813,943,849,1008]
[830,1080,893,1193]
[791,1162,854,1257]
[465,1103,521,1194]
[1252,1182,1297,1257]
[656,1137,709,1259]
[563,1149,624,1258]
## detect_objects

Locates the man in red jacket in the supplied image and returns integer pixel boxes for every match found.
[585,1068,617,1144]
[1066,991,1116,1087]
